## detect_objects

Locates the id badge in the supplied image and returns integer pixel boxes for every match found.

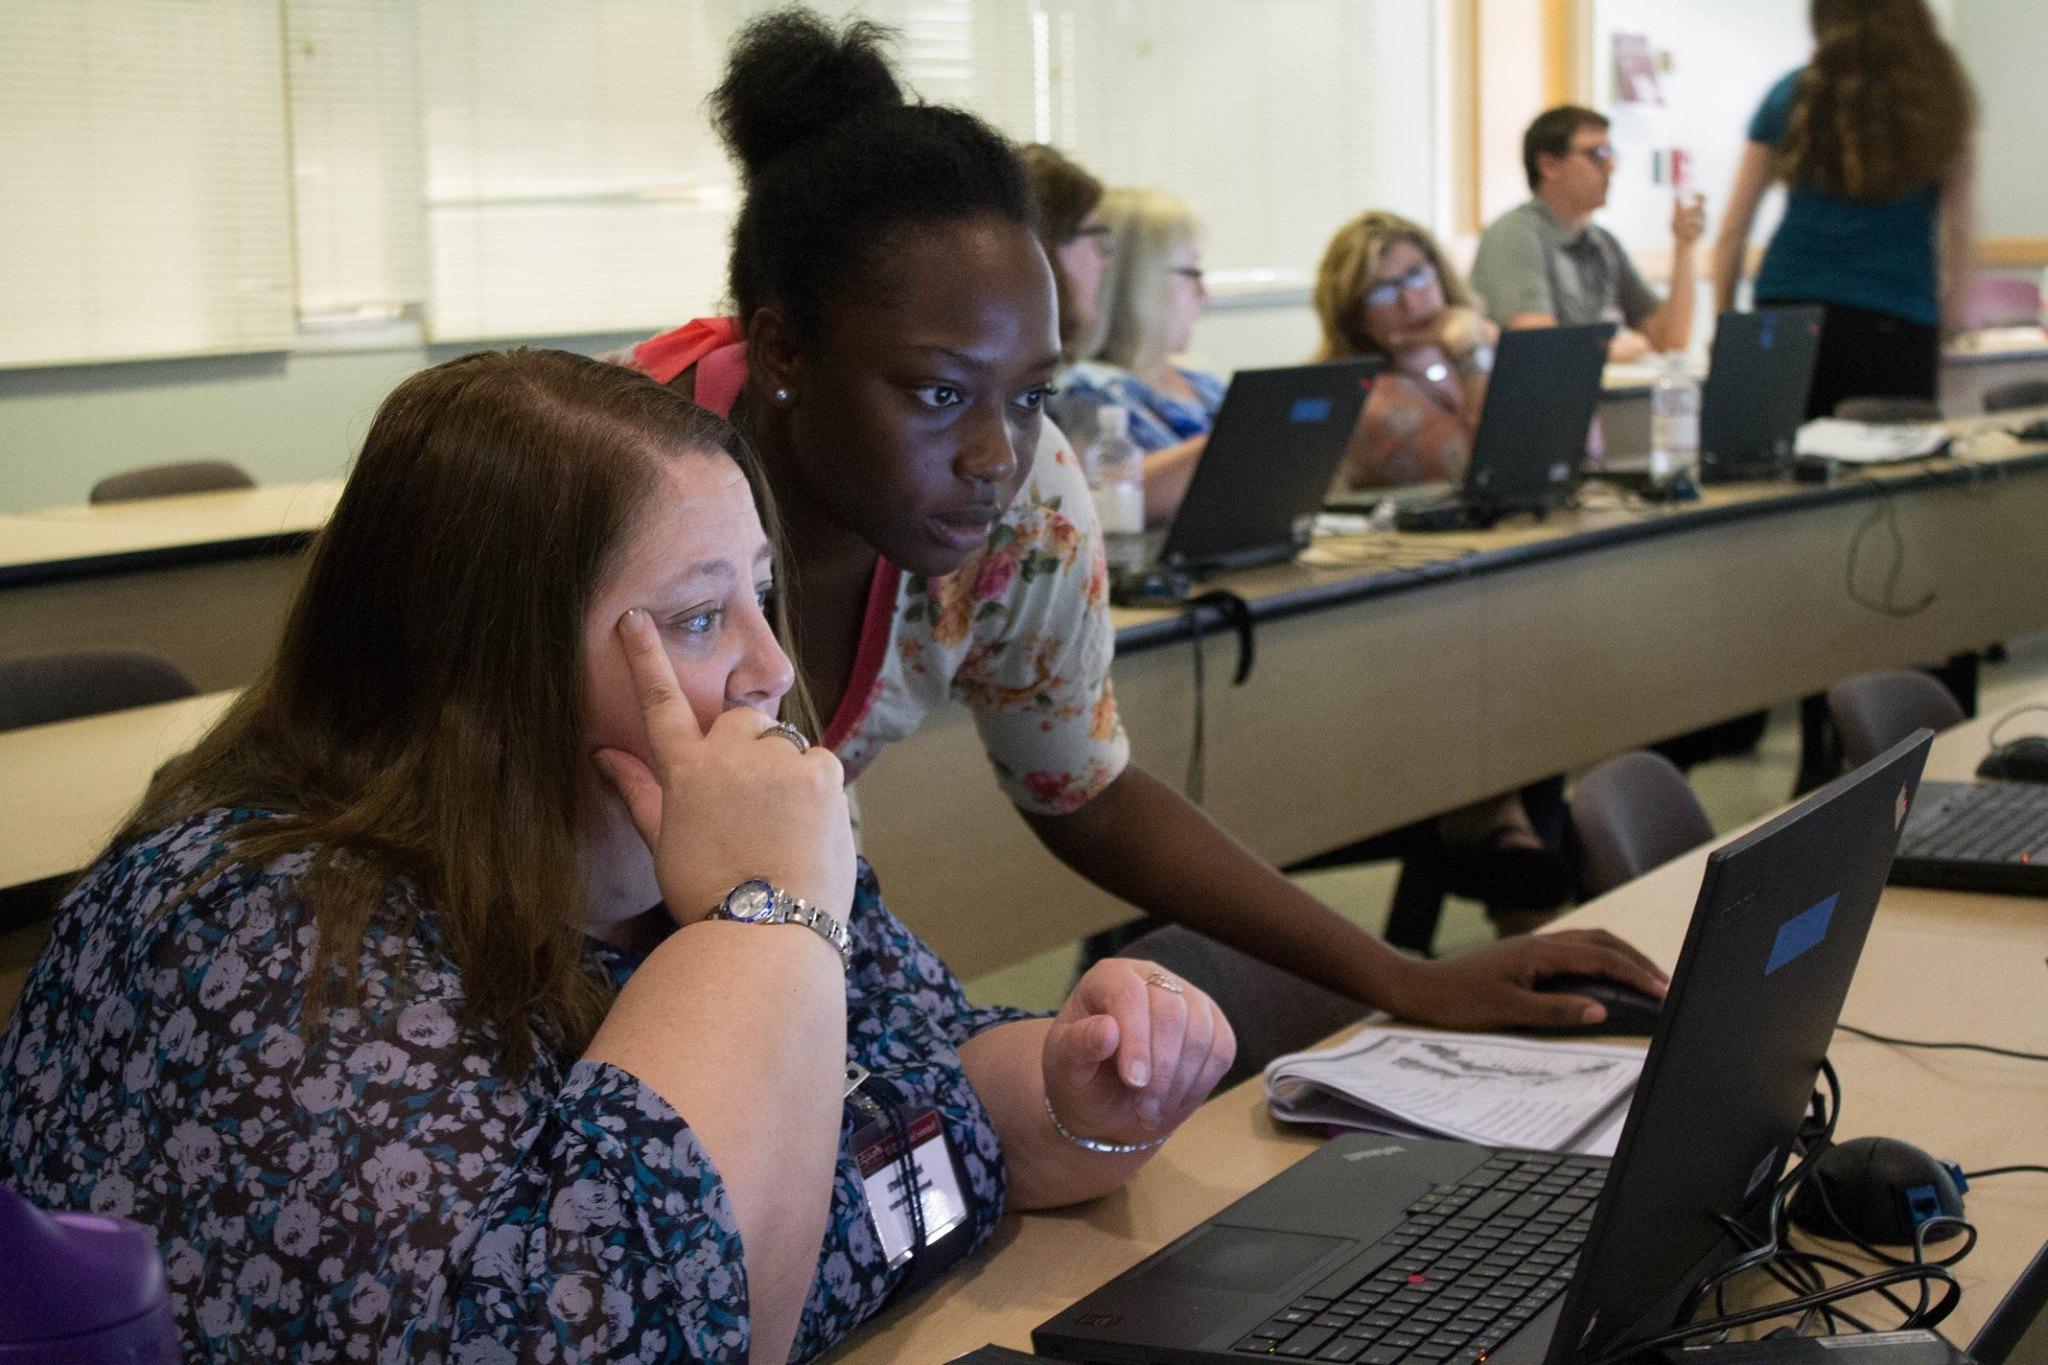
[850,1106,970,1270]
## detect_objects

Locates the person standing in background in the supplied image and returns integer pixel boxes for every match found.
[1470,105,1704,363]
[1710,0,1977,421]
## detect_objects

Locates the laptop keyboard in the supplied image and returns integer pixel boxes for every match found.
[1900,783,2048,863]
[1232,1151,1602,1362]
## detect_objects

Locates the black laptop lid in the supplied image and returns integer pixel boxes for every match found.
[1547,732,1931,1365]
[1464,322,1614,513]
[1700,307,1824,471]
[1159,358,1379,574]
[1972,1237,2048,1365]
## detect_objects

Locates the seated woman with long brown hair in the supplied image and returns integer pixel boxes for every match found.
[0,350,1235,1362]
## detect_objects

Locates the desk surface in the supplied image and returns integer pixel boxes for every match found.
[832,704,2048,1360]
[0,482,341,585]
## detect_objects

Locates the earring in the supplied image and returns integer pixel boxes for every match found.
[774,387,791,403]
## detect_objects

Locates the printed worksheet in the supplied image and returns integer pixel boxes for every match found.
[1265,1028,1644,1154]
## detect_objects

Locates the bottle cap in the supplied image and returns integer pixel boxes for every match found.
[0,1183,178,1360]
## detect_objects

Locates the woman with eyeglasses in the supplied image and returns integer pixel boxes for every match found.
[1051,187,1220,523]
[1313,211,1500,491]
[1021,144,1115,366]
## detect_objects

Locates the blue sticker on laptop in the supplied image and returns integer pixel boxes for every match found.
[1289,397,1333,424]
[1765,892,1839,975]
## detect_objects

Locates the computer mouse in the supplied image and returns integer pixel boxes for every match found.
[1527,974,1665,1036]
[1978,734,2048,784]
[1787,1136,1967,1247]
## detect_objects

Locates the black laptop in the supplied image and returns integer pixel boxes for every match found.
[1968,1235,2048,1365]
[1699,307,1825,483]
[1888,779,2048,896]
[1034,733,1932,1365]
[1327,323,1613,531]
[1135,359,1380,580]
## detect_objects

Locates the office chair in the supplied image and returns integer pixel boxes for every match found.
[1834,397,1942,424]
[1567,751,1715,899]
[0,650,198,733]
[89,460,255,504]
[1826,669,1966,773]
[1983,379,2048,414]
[1118,924,1364,1092]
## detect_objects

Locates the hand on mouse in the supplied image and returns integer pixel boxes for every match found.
[1382,930,1669,1031]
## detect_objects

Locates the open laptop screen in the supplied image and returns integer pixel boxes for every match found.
[1972,1237,2048,1365]
[1546,733,1930,1364]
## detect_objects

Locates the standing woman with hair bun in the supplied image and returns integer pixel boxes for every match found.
[626,9,1668,1052]
[1710,0,1977,420]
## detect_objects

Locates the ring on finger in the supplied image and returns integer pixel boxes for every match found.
[756,720,811,754]
[1145,970,1183,995]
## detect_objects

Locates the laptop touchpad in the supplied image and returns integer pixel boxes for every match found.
[1139,1225,1348,1294]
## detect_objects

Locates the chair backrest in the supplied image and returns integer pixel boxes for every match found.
[1826,669,1965,772]
[1568,751,1716,899]
[1118,924,1364,1092]
[0,651,199,733]
[1960,274,2043,331]
[1984,379,2048,415]
[89,460,255,504]
[1834,397,1943,424]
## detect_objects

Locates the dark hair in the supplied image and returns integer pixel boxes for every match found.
[1020,144,1107,356]
[710,8,1032,345]
[123,350,800,1074]
[1782,0,1974,202]
[1523,105,1610,191]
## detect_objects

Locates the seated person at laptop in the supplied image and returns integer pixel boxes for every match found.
[0,350,1241,1361]
[1052,187,1221,523]
[1470,104,1704,363]
[1313,210,1498,491]
[1021,143,1115,368]
[621,12,1665,1048]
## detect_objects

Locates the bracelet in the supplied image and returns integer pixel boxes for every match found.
[1044,1094,1168,1155]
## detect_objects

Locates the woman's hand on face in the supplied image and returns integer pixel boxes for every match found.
[1385,930,1670,1032]
[1435,307,1494,360]
[1043,959,1236,1147]
[592,608,856,928]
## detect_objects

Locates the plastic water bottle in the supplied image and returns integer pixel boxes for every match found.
[1649,353,1701,494]
[1085,404,1146,571]
[0,1182,178,1361]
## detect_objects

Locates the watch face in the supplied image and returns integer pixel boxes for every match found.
[724,880,778,923]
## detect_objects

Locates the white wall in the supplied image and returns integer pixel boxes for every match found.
[1951,0,2048,242]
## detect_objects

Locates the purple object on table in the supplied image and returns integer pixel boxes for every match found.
[0,1182,178,1362]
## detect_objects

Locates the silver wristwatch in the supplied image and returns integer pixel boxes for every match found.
[709,879,852,967]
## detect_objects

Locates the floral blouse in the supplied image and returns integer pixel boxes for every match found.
[1050,361,1227,455]
[623,319,1132,817]
[0,808,1031,1362]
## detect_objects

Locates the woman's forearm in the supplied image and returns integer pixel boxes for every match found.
[584,921,847,1364]
[958,1017,1152,1209]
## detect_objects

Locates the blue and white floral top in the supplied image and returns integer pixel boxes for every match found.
[0,808,1028,1362]
[1052,361,1227,455]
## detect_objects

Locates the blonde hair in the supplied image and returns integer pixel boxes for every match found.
[1087,187,1199,376]
[1311,211,1474,363]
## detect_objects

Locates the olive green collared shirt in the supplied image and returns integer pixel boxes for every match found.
[1469,199,1660,330]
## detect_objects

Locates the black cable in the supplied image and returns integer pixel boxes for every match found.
[1843,474,1935,618]
[1836,1022,2048,1064]
[1964,1165,2048,1179]
[1987,702,2048,750]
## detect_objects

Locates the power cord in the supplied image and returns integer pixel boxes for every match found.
[1986,702,2048,750]
[1963,1165,2048,1180]
[1835,1022,2048,1064]
[1842,474,1935,619]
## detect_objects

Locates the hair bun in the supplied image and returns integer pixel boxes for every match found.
[711,9,905,179]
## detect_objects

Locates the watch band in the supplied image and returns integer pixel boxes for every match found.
[709,880,853,967]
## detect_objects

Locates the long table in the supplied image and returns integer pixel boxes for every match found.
[831,703,2048,1360]
[858,417,2048,975]
[0,482,339,692]
[5,424,2047,973]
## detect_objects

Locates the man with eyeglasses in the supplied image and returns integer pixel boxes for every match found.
[1470,104,1704,363]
